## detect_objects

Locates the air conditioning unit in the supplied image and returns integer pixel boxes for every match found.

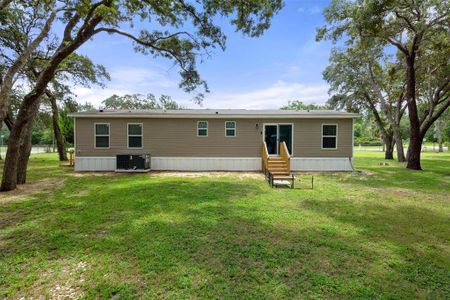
[116,154,151,171]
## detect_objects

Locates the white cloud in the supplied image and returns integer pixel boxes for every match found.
[308,6,321,15]
[71,66,178,107]
[110,67,177,89]
[298,6,322,15]
[71,86,131,107]
[71,66,329,110]
[202,80,329,109]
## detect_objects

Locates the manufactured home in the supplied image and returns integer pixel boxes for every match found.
[69,109,358,172]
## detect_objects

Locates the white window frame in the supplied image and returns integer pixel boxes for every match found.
[127,123,143,149]
[197,121,208,137]
[321,123,338,150]
[94,123,110,149]
[225,121,236,137]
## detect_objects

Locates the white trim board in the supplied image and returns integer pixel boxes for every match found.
[70,114,359,119]
[75,156,354,172]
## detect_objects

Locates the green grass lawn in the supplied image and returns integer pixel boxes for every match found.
[1,151,449,299]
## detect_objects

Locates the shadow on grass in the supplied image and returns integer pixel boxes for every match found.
[348,166,449,194]
[299,198,450,297]
[351,151,450,193]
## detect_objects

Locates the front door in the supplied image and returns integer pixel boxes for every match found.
[264,124,293,155]
[279,124,293,155]
[264,125,278,155]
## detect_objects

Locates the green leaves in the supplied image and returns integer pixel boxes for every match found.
[101,94,183,110]
[56,53,110,88]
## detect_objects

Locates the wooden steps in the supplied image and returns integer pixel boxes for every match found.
[266,157,289,175]
[262,142,295,188]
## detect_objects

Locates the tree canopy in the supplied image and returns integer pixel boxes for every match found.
[281,100,329,111]
[101,94,184,110]
[318,0,449,169]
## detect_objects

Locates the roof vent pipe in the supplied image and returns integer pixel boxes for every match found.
[215,111,218,114]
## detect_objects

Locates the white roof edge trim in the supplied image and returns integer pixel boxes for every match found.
[68,114,359,119]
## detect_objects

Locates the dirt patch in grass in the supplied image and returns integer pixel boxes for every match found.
[385,187,420,198]
[0,178,65,204]
[149,171,265,180]
[16,260,88,300]
[68,172,117,177]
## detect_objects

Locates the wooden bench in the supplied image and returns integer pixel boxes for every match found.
[268,172,295,188]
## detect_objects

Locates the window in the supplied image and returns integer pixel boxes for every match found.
[95,123,110,148]
[225,121,236,137]
[322,124,337,149]
[197,121,208,137]
[128,123,143,148]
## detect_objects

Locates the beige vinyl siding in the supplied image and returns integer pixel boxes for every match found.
[75,117,353,158]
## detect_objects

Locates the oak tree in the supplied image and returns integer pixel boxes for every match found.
[0,0,283,191]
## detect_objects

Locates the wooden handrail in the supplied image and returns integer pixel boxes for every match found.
[279,141,290,172]
[262,142,269,173]
[68,150,75,166]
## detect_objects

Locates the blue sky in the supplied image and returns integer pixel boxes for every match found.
[75,0,333,109]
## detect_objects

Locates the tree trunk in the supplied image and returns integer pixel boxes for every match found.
[49,92,68,161]
[0,99,39,191]
[405,56,422,170]
[4,112,14,130]
[435,120,444,152]
[0,120,2,160]
[384,134,394,160]
[393,127,406,162]
[1,120,27,190]
[16,121,33,184]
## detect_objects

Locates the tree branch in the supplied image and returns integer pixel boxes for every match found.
[0,4,57,119]
[420,97,450,137]
[386,38,409,56]
[0,0,12,11]
[395,11,416,32]
[94,27,189,70]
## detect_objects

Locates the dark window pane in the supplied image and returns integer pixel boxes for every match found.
[323,125,337,136]
[198,121,207,129]
[198,129,207,136]
[96,136,109,148]
[264,125,278,155]
[226,129,235,136]
[323,137,336,148]
[128,136,142,148]
[226,121,235,129]
[128,124,142,135]
[96,124,109,135]
[279,124,293,155]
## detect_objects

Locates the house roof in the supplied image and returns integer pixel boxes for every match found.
[69,109,359,119]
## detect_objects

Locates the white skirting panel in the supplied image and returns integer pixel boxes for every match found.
[74,156,353,172]
[291,157,353,171]
[151,157,261,171]
[75,157,116,171]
